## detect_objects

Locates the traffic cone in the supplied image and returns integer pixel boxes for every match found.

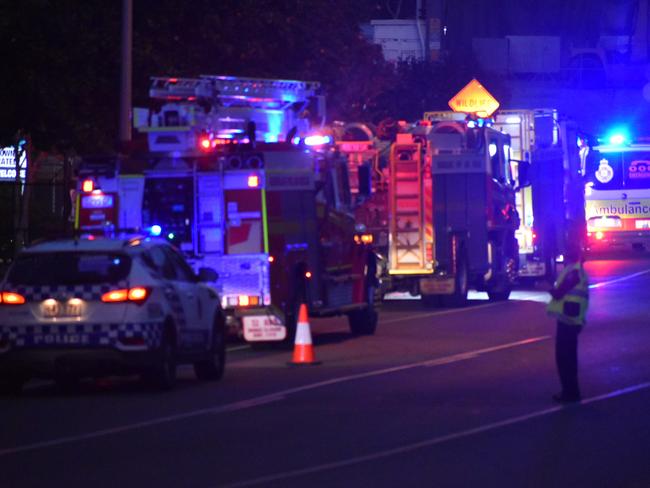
[288,303,321,366]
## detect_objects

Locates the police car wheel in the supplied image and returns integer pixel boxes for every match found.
[194,321,226,381]
[145,331,177,390]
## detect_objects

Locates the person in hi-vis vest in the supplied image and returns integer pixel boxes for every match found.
[547,243,589,403]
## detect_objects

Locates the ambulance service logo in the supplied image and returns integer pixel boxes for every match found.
[596,159,614,183]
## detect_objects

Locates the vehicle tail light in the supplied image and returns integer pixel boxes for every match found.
[127,287,149,302]
[236,295,260,307]
[0,291,26,305]
[102,287,150,303]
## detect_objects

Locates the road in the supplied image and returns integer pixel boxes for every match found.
[2,255,650,487]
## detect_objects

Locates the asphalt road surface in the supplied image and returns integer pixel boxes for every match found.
[2,254,650,488]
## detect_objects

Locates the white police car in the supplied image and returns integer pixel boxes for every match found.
[0,235,225,392]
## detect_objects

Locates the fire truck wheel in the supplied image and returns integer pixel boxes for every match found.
[281,301,300,347]
[488,257,515,301]
[487,278,512,301]
[194,318,226,381]
[144,325,177,390]
[439,253,468,308]
[347,282,378,336]
[545,256,558,283]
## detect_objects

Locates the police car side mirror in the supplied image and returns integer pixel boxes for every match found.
[197,267,218,282]
[512,159,531,191]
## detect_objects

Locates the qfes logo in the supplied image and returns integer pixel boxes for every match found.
[628,160,650,179]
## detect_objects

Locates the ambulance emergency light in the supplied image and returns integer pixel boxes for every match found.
[602,126,630,146]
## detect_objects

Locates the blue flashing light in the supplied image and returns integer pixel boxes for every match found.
[467,120,477,129]
[304,135,332,146]
[167,232,175,240]
[265,134,279,143]
[609,133,626,145]
[291,136,301,145]
[150,225,162,236]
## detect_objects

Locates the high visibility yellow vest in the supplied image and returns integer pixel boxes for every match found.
[546,262,589,326]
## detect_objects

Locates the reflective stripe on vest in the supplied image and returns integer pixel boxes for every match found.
[546,262,589,326]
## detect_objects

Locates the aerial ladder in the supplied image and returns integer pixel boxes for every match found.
[140,75,324,153]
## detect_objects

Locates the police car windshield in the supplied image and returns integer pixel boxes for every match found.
[6,252,131,286]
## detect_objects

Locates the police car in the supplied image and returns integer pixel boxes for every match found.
[0,235,225,392]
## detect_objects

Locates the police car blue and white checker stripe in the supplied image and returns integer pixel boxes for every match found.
[6,281,129,302]
[2,322,163,350]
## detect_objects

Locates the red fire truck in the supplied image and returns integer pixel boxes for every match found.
[386,115,522,306]
[75,76,379,342]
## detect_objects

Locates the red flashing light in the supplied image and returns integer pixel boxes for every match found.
[199,136,212,151]
[82,179,94,192]
[1,291,26,305]
[305,271,312,279]
[168,78,178,83]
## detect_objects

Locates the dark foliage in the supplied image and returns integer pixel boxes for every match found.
[1,0,494,153]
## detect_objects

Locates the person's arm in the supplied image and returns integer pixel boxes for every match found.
[550,270,580,300]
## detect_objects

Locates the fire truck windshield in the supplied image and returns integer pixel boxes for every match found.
[588,150,650,191]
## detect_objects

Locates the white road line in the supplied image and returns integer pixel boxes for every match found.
[220,381,650,488]
[589,268,650,289]
[0,336,548,457]
[380,301,504,325]
[0,394,286,457]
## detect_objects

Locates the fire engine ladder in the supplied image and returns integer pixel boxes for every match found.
[388,142,429,274]
[149,77,214,100]
[200,75,320,108]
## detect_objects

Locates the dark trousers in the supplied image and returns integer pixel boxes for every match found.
[555,321,582,399]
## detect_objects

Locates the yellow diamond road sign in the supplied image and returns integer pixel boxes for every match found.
[448,79,500,117]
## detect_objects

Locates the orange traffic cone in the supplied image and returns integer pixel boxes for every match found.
[288,303,321,366]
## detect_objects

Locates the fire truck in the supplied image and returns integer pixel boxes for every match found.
[386,114,521,306]
[75,76,379,342]
[584,131,650,253]
[492,109,586,281]
[333,122,393,289]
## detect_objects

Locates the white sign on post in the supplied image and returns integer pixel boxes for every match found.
[0,146,27,181]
